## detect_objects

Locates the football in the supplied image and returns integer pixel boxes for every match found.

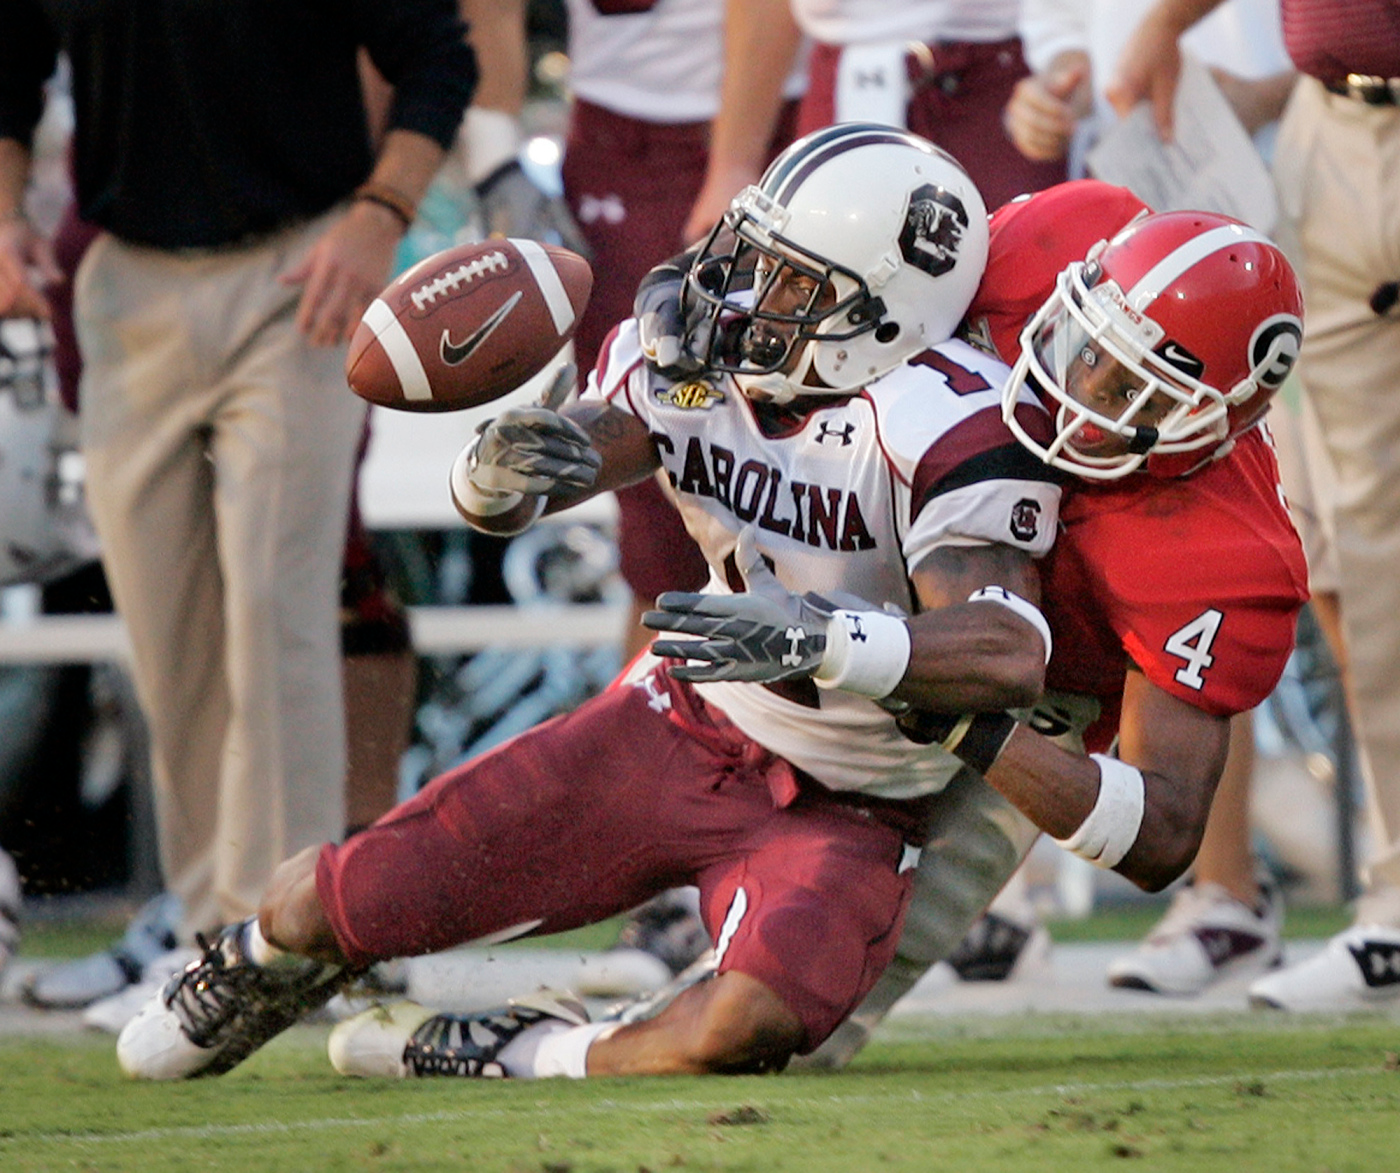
[346,238,592,412]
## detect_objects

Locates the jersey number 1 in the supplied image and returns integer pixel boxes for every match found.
[1163,609,1223,690]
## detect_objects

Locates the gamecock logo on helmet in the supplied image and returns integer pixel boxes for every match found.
[1249,314,1303,389]
[1009,498,1041,543]
[899,184,969,278]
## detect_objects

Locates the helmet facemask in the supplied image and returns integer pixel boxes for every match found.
[1006,261,1242,480]
[682,187,889,404]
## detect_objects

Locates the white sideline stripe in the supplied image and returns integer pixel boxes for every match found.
[0,602,629,663]
[512,237,576,336]
[362,298,433,402]
[16,1065,1382,1148]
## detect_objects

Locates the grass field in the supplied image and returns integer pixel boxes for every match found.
[3,1012,1399,1172]
[5,903,1385,1171]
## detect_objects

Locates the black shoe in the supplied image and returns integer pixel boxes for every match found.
[946,912,1048,982]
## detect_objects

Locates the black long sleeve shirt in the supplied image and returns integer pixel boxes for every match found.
[0,0,477,248]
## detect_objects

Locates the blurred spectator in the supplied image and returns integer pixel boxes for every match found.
[559,0,807,664]
[0,0,474,1004]
[790,0,1066,210]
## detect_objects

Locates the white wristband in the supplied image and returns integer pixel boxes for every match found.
[460,106,523,187]
[449,441,544,527]
[814,609,911,698]
[967,586,1052,665]
[1052,754,1145,870]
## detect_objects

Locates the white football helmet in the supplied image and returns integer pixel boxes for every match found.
[0,319,96,586]
[682,122,989,403]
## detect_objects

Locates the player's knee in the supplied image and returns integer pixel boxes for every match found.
[259,846,344,962]
[675,972,805,1074]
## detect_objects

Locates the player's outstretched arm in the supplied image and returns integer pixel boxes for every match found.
[450,370,658,535]
[645,530,1047,709]
[984,670,1229,892]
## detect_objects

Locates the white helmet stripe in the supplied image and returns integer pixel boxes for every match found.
[1125,224,1271,312]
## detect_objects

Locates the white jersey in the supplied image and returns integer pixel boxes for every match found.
[566,0,807,124]
[791,0,1020,46]
[583,321,1062,799]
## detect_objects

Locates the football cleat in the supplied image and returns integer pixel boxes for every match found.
[328,990,589,1079]
[1108,876,1283,996]
[81,946,201,1035]
[117,918,351,1080]
[946,911,1052,982]
[1248,924,1400,1011]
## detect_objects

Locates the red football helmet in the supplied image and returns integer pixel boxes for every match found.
[1001,210,1303,480]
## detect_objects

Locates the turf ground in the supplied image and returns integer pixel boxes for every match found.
[3,903,1396,1172]
[3,1012,1399,1172]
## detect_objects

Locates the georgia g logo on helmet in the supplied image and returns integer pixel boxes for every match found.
[1249,314,1303,389]
[899,184,970,278]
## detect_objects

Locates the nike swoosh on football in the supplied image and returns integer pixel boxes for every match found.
[439,291,523,366]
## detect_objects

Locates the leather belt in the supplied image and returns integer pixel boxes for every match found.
[1325,73,1400,105]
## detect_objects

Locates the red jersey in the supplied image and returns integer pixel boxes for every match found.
[1041,427,1309,753]
[965,181,1310,752]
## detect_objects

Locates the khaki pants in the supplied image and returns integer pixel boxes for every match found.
[1273,79,1400,921]
[75,209,367,936]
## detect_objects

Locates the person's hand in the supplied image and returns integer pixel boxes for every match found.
[634,250,710,379]
[281,199,402,347]
[681,160,759,247]
[644,527,856,683]
[1105,5,1189,142]
[0,215,60,320]
[465,376,600,499]
[475,160,591,257]
[1003,54,1090,164]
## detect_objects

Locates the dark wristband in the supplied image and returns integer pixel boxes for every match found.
[895,709,1018,775]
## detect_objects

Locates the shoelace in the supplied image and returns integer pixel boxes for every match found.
[163,934,259,1047]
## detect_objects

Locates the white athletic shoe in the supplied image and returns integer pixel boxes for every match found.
[1249,924,1400,1011]
[0,848,20,976]
[25,891,182,1009]
[81,947,201,1035]
[1107,878,1283,996]
[117,918,349,1080]
[328,991,589,1079]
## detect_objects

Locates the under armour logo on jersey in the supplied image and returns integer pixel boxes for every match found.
[632,671,672,713]
[899,182,970,279]
[852,67,892,90]
[1348,939,1400,987]
[843,613,869,643]
[816,421,855,445]
[1009,498,1042,543]
[576,193,626,226]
